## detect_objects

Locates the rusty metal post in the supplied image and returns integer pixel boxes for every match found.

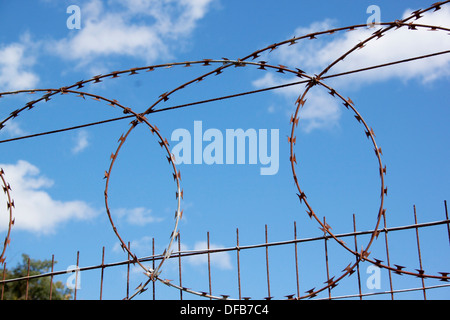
[445,200,450,246]
[100,246,105,300]
[74,251,79,300]
[265,225,271,299]
[353,214,362,300]
[207,231,212,299]
[294,221,300,299]
[25,257,30,300]
[382,211,394,300]
[127,242,131,299]
[152,238,156,300]
[236,228,242,300]
[413,206,426,299]
[49,255,54,300]
[178,232,183,300]
[323,217,331,299]
[1,263,6,300]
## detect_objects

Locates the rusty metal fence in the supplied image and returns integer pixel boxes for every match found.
[0,1,449,300]
[1,200,449,300]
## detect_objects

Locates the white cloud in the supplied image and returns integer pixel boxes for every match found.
[0,39,39,91]
[71,130,89,154]
[114,0,213,33]
[252,73,341,133]
[112,237,232,272]
[0,119,27,138]
[51,0,214,66]
[272,6,450,86]
[113,207,162,226]
[182,241,232,270]
[112,238,231,282]
[252,6,450,132]
[55,13,166,64]
[0,160,98,234]
[112,235,153,255]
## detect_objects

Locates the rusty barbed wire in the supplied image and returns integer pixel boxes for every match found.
[0,59,308,299]
[287,1,450,298]
[0,168,14,265]
[0,1,449,300]
[1,48,449,146]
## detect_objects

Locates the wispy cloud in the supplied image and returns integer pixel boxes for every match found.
[71,130,89,154]
[182,241,232,270]
[0,35,39,91]
[252,73,341,133]
[271,6,450,85]
[252,7,450,132]
[112,235,153,255]
[1,0,215,93]
[50,0,215,68]
[0,119,27,138]
[0,160,98,234]
[113,207,162,226]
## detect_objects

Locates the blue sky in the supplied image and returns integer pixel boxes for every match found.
[0,0,449,300]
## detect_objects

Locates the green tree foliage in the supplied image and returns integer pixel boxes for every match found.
[1,254,73,300]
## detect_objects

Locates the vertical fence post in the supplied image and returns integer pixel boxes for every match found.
[25,257,30,300]
[353,214,362,300]
[127,242,131,299]
[294,221,300,299]
[74,251,79,301]
[413,205,426,300]
[100,246,105,300]
[1,263,6,300]
[152,238,155,300]
[265,224,271,300]
[207,231,212,299]
[178,232,183,300]
[445,200,450,246]
[382,210,394,300]
[49,255,54,300]
[323,217,331,299]
[236,228,241,300]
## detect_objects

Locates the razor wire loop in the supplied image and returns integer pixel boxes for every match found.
[104,112,183,283]
[0,86,183,287]
[119,60,383,299]
[0,169,14,265]
[288,1,449,298]
[0,0,448,299]
[288,78,385,298]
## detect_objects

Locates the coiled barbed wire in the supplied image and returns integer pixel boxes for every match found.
[0,1,449,299]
